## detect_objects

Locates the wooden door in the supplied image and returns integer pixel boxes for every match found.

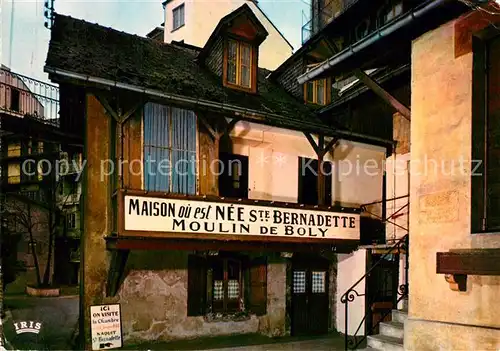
[366,253,399,334]
[291,256,330,336]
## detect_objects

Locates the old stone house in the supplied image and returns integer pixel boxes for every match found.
[295,0,500,349]
[43,2,401,347]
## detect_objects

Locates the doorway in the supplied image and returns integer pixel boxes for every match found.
[366,252,400,334]
[291,255,330,336]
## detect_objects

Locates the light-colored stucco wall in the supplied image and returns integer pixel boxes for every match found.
[405,19,500,350]
[386,153,410,242]
[230,121,386,207]
[163,0,293,70]
[336,249,366,335]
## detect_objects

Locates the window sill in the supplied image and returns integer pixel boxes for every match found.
[171,24,184,33]
[471,231,500,235]
[203,311,251,323]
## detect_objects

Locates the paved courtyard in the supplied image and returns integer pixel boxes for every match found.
[2,295,79,350]
[204,337,345,351]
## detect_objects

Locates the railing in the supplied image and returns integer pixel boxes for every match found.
[341,198,409,350]
[0,67,59,127]
[341,233,408,350]
[301,0,360,44]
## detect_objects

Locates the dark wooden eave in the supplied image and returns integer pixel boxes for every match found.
[436,248,500,292]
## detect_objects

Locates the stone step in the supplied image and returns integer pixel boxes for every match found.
[367,334,404,351]
[392,309,408,324]
[379,321,404,339]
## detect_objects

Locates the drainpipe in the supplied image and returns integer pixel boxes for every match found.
[296,0,451,85]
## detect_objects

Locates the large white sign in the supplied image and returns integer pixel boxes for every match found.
[124,195,360,240]
[90,304,122,350]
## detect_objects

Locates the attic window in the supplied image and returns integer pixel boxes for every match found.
[224,39,255,92]
[303,64,331,105]
[304,78,331,105]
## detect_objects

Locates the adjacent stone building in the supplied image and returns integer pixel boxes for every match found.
[44,3,394,347]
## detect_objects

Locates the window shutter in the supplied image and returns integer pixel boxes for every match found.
[187,255,207,316]
[486,35,500,231]
[247,256,267,316]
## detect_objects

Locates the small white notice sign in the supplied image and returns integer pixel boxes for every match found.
[90,304,122,350]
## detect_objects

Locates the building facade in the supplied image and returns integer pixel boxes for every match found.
[44,4,397,347]
[406,5,500,350]
[0,65,83,287]
[162,0,294,70]
[295,0,500,349]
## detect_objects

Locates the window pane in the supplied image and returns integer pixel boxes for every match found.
[213,280,224,300]
[312,271,326,293]
[227,41,237,84]
[228,280,239,299]
[8,163,20,184]
[306,82,314,102]
[316,80,325,105]
[240,45,251,87]
[7,142,21,157]
[293,271,306,293]
[241,67,250,87]
[179,5,185,26]
[173,4,184,30]
[144,102,171,192]
[171,107,197,194]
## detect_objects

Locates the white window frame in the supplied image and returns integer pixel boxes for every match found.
[172,4,185,31]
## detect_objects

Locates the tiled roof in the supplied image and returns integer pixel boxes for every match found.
[45,14,333,133]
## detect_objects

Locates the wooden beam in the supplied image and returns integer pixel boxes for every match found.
[105,236,360,254]
[120,101,144,124]
[354,69,411,121]
[320,137,338,157]
[444,274,467,292]
[197,114,217,140]
[106,249,130,297]
[224,118,240,135]
[436,249,500,276]
[304,132,320,155]
[437,249,500,292]
[95,94,120,122]
[317,134,326,206]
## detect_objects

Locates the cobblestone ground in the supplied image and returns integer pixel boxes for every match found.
[2,295,79,350]
[204,338,345,351]
[124,334,346,351]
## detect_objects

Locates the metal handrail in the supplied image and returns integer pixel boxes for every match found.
[301,0,360,44]
[341,198,409,350]
[0,67,60,125]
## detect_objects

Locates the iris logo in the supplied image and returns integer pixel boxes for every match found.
[13,321,42,334]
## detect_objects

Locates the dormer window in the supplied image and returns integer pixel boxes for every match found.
[304,79,331,105]
[303,64,331,105]
[198,4,267,93]
[223,39,256,93]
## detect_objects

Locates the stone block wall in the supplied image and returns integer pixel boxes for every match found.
[116,251,287,343]
[406,17,500,350]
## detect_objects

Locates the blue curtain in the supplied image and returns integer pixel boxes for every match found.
[143,103,196,194]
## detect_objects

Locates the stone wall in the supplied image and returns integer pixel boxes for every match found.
[406,18,500,350]
[117,251,287,343]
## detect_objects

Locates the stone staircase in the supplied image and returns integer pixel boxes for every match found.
[362,300,407,351]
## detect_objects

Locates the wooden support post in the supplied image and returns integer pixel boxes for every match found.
[94,94,144,190]
[106,249,130,297]
[317,135,326,206]
[214,133,220,196]
[304,133,338,206]
[354,69,411,121]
